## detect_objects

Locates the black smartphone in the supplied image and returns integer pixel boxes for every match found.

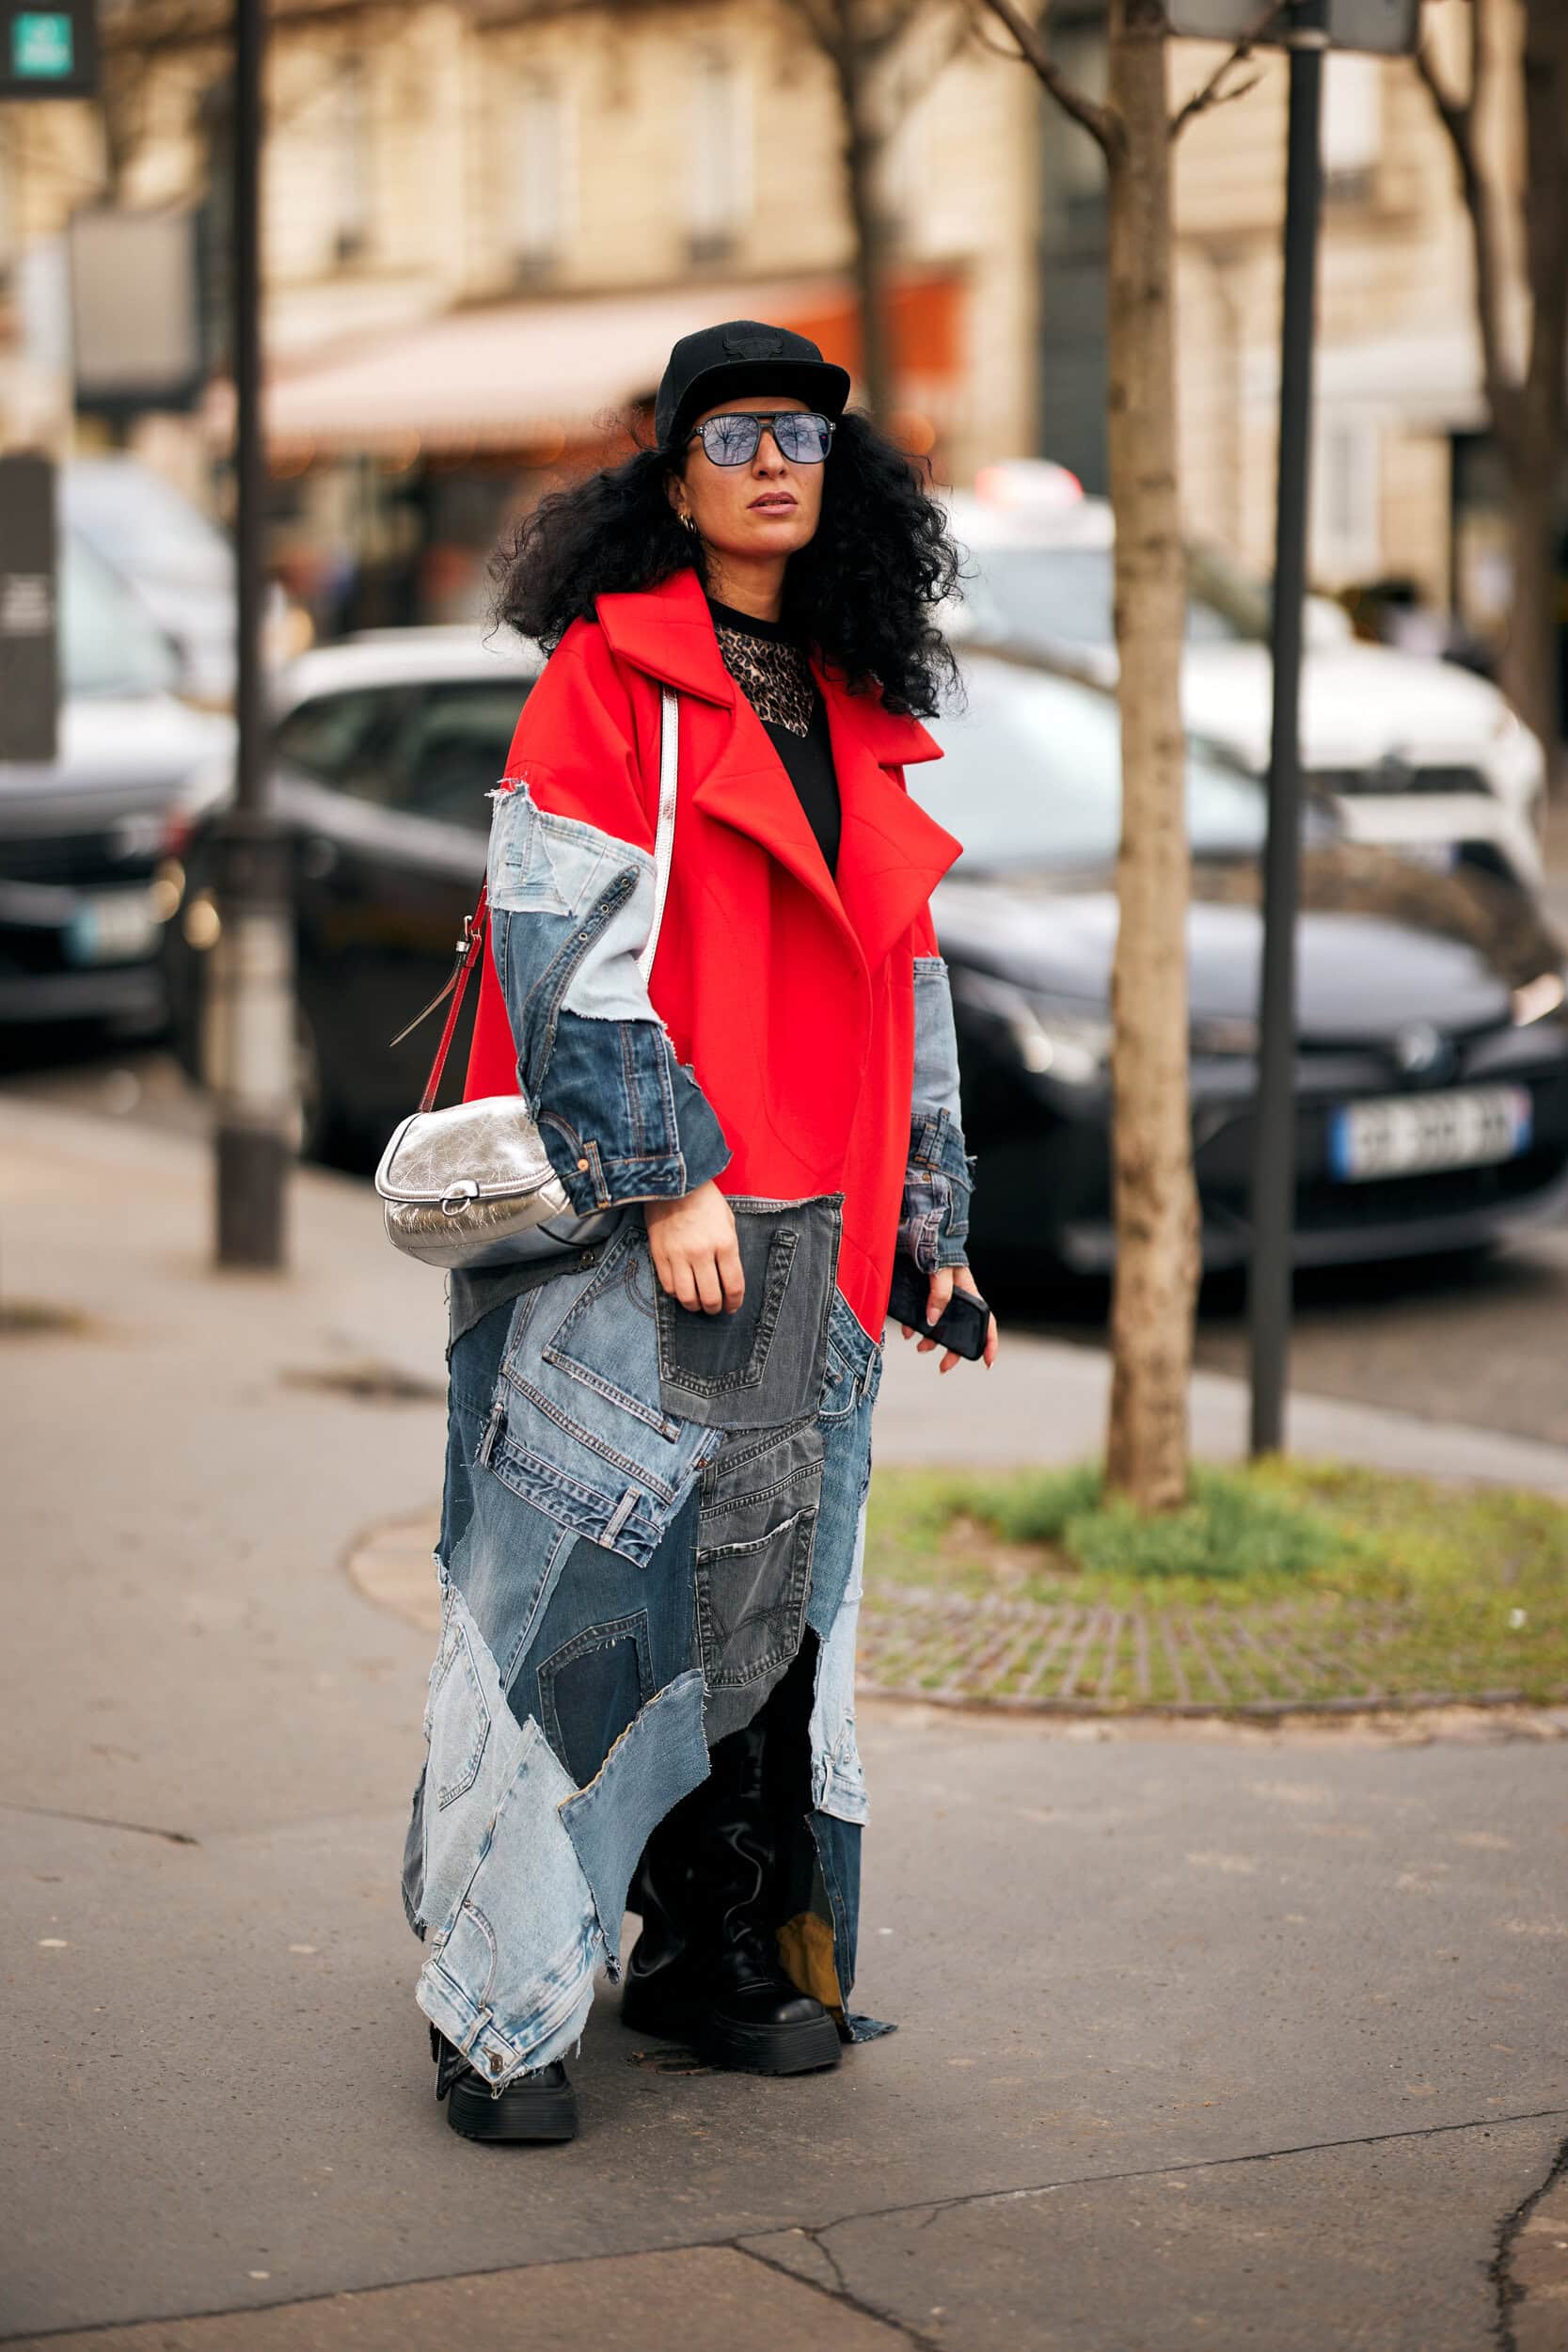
[885,1257,990,1360]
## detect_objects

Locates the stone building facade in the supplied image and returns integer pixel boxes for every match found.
[0,0,1530,640]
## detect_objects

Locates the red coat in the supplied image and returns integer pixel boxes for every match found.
[463,564,959,1337]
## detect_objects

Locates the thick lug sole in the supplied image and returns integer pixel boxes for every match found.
[696,2008,844,2077]
[445,2073,578,2143]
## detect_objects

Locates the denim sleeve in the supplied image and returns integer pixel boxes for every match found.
[899,955,974,1273]
[485,783,730,1215]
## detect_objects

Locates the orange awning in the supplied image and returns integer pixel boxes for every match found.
[231,269,965,459]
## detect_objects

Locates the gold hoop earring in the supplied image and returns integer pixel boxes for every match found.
[680,512,697,535]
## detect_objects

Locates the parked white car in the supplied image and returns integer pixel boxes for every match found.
[941,466,1546,891]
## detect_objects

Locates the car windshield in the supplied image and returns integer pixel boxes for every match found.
[59,533,182,697]
[274,675,528,828]
[915,664,1267,869]
[960,543,1256,654]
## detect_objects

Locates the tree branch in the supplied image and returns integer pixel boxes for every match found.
[857,1,929,72]
[895,1,975,118]
[973,0,1121,157]
[1168,0,1286,139]
[1412,11,1521,464]
[777,0,847,69]
[1518,0,1568,473]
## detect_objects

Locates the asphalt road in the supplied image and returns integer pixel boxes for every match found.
[6,1032,1567,1452]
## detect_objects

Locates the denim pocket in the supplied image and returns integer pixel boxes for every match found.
[489,1232,720,1567]
[817,1327,863,1426]
[694,1418,824,1739]
[656,1194,842,1431]
[536,1609,654,1788]
[429,1611,492,1812]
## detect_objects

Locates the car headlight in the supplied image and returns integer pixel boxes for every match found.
[956,971,1112,1085]
[1512,969,1567,1026]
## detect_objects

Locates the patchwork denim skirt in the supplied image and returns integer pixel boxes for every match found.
[400,1197,882,2090]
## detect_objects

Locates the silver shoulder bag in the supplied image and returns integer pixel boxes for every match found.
[374,685,680,1271]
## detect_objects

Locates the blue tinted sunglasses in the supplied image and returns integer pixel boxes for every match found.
[684,410,836,466]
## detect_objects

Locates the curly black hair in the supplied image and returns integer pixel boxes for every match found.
[490,408,964,720]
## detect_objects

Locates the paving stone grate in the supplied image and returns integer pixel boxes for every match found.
[857,1581,1552,1717]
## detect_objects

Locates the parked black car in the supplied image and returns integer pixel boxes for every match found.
[165,630,537,1155]
[166,634,1568,1270]
[920,660,1568,1273]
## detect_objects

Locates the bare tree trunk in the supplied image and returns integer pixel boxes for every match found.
[825,5,897,422]
[1502,0,1568,787]
[1101,0,1198,1508]
[1501,473,1561,780]
[1418,0,1568,788]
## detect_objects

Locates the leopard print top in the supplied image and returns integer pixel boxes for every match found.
[712,622,817,738]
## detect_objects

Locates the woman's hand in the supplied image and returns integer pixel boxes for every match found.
[645,1182,745,1314]
[899,1263,1000,1375]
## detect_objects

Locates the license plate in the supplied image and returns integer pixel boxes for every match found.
[65,888,160,965]
[1328,1086,1533,1183]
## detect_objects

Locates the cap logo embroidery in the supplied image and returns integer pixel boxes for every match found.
[722,329,785,358]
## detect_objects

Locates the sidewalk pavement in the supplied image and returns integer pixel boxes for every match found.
[4,1097,1567,2351]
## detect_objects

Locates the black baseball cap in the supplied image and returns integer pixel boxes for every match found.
[656,319,851,451]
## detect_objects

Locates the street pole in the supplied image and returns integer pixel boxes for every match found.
[209,0,293,1268]
[1247,0,1325,1455]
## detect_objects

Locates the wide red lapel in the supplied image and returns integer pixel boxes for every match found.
[817,663,960,974]
[595,567,736,707]
[597,564,960,974]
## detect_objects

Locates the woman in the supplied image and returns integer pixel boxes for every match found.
[401,319,998,2144]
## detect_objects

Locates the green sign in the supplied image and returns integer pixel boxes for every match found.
[11,12,73,77]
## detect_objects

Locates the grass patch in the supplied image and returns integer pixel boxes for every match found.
[861,1457,1568,1708]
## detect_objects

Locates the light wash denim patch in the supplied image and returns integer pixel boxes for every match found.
[807,1290,880,1830]
[905,956,974,1272]
[911,954,963,1122]
[418,1708,602,2083]
[809,1491,870,1826]
[412,1587,605,2082]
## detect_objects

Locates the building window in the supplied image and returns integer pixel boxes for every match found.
[333,56,372,262]
[512,76,574,278]
[687,44,751,266]
[1311,411,1381,583]
[1321,50,1381,204]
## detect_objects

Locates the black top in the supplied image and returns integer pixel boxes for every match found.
[705,595,841,876]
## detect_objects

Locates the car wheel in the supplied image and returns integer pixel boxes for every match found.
[292,995,378,1170]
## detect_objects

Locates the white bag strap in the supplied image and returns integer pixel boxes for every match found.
[636,685,679,985]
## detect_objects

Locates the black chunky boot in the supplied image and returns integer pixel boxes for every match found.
[620,1780,709,2040]
[693,1703,841,2077]
[431,2025,578,2142]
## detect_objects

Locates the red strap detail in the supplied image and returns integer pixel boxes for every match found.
[420,882,489,1115]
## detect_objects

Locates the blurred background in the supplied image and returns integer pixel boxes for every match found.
[3,0,1567,1445]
